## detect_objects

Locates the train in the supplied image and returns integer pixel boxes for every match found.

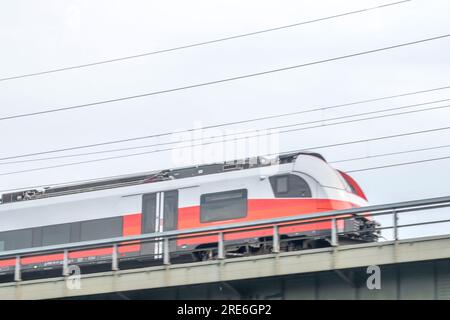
[0,152,378,274]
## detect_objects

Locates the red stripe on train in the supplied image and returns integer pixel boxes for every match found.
[176,198,356,246]
[119,213,142,253]
[0,213,142,268]
[0,199,362,268]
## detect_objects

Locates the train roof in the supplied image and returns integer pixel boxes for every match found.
[0,151,327,204]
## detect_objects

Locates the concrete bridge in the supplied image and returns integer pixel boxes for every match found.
[1,196,450,300]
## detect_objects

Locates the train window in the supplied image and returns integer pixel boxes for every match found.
[42,223,71,246]
[142,190,179,234]
[200,189,247,223]
[339,170,367,200]
[0,229,33,251]
[142,193,157,234]
[275,176,289,193]
[163,191,179,231]
[270,174,312,198]
[80,217,122,241]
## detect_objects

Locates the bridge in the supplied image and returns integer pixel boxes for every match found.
[1,196,450,300]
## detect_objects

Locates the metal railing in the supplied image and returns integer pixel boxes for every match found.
[1,195,450,282]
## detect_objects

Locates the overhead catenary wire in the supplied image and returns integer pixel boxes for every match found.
[1,33,450,122]
[330,144,450,163]
[1,97,450,165]
[0,126,448,192]
[0,0,412,83]
[347,155,450,173]
[3,84,450,162]
[1,101,450,177]
[1,133,450,193]
[1,103,450,175]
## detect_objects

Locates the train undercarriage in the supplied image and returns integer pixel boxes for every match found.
[192,217,379,262]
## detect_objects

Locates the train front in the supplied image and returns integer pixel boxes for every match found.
[292,153,379,244]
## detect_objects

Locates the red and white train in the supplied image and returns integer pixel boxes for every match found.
[0,152,377,273]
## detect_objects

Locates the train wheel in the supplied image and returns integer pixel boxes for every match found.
[287,241,301,252]
[302,239,319,249]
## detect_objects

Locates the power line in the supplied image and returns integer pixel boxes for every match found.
[1,101,449,177]
[300,126,450,152]
[347,155,450,173]
[0,0,412,83]
[2,97,450,165]
[1,33,449,122]
[3,84,450,162]
[1,137,449,193]
[0,126,448,193]
[2,103,450,174]
[330,143,450,163]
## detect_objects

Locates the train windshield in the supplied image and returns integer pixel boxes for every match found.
[269,174,311,198]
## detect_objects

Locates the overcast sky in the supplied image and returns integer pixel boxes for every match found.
[1,0,450,236]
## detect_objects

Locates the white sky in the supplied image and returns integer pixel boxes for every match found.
[0,0,450,237]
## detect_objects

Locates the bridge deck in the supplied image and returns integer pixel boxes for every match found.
[2,234,450,300]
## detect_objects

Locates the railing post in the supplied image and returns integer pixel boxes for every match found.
[393,209,399,241]
[163,237,170,265]
[14,256,21,282]
[112,244,119,271]
[331,218,338,247]
[62,249,69,276]
[218,232,225,260]
[272,225,280,253]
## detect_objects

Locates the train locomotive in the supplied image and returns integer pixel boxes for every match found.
[0,152,378,274]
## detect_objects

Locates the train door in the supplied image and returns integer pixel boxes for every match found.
[141,190,178,258]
